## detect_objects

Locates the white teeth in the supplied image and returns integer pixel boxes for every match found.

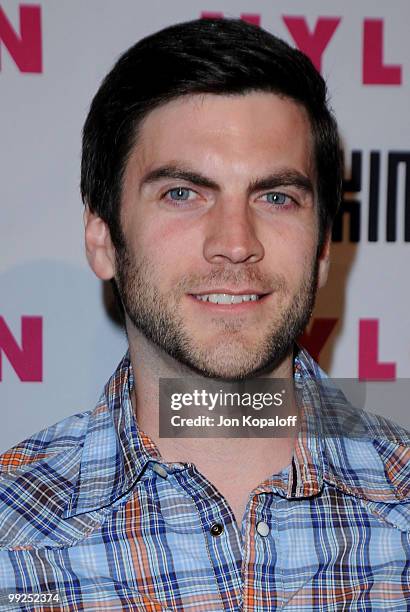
[231,295,245,304]
[194,293,260,304]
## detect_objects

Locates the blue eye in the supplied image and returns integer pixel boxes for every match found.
[264,192,289,205]
[167,187,191,201]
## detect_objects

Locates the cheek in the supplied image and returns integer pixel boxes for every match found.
[127,212,173,253]
[264,219,316,260]
[134,217,202,277]
[264,227,317,291]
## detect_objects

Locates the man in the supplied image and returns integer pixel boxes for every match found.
[1,17,409,611]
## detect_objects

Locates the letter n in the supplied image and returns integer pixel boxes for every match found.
[386,152,410,242]
[0,316,43,381]
[0,5,42,73]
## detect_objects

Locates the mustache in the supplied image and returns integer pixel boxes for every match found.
[177,268,288,295]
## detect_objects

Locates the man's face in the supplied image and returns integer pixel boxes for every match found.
[112,92,329,380]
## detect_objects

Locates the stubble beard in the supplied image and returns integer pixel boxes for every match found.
[115,247,319,381]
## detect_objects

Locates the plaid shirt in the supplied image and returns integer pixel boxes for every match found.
[1,349,409,611]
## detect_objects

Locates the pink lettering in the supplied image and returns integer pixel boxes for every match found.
[0,316,43,381]
[239,14,261,27]
[0,5,42,73]
[358,319,396,380]
[201,11,224,20]
[299,318,338,362]
[283,16,340,72]
[363,19,402,85]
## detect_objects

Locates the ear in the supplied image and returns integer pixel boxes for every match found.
[317,230,331,289]
[84,206,116,280]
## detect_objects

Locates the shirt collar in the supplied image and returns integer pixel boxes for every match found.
[292,346,410,503]
[65,353,159,517]
[65,348,410,517]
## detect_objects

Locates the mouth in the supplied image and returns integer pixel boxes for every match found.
[187,290,271,311]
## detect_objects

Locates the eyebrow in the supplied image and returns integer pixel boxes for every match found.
[140,165,219,192]
[139,164,314,196]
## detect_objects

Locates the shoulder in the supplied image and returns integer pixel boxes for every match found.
[296,346,410,509]
[0,408,106,549]
[343,406,410,499]
[0,354,137,548]
[319,383,410,521]
[0,410,90,474]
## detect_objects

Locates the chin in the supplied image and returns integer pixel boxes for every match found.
[184,344,272,381]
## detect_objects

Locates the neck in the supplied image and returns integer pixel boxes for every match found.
[127,327,298,478]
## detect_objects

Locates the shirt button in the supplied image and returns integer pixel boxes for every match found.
[256,521,270,537]
[152,463,168,478]
[210,523,224,537]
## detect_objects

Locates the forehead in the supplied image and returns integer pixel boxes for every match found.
[128,91,314,181]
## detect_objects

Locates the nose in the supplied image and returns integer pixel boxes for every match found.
[203,198,265,265]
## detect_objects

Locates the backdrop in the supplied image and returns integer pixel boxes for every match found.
[1,0,409,452]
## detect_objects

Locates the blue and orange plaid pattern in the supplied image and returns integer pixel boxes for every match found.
[0,348,409,610]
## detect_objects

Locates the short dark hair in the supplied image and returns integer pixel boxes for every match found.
[81,17,341,252]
